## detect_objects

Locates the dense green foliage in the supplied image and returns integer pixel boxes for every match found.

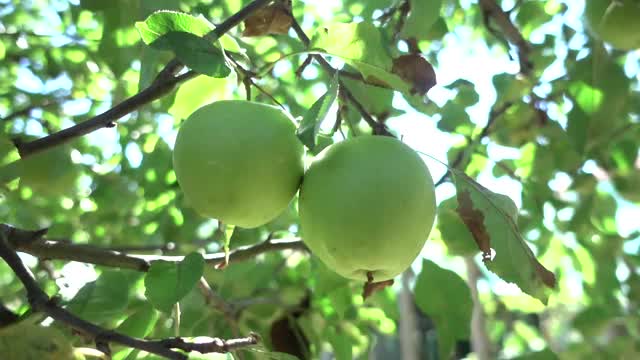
[0,0,639,359]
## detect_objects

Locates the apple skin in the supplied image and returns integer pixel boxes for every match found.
[172,100,304,228]
[0,322,80,360]
[586,0,640,50]
[299,135,436,282]
[20,145,77,196]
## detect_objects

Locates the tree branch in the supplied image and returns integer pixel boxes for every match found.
[465,257,492,360]
[288,11,392,136]
[15,0,274,159]
[4,225,306,272]
[0,232,259,360]
[0,303,19,327]
[478,0,532,75]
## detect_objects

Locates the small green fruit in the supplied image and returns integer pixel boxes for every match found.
[173,100,304,228]
[585,0,640,50]
[299,136,436,282]
[0,321,79,360]
[20,145,77,196]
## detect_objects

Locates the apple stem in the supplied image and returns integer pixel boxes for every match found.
[362,271,394,300]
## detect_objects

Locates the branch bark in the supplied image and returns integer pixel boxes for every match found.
[7,231,306,272]
[15,0,273,159]
[0,233,258,359]
[465,257,492,360]
[478,0,532,75]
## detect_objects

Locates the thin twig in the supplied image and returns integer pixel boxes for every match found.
[287,11,392,136]
[478,0,532,75]
[198,277,242,344]
[227,55,285,109]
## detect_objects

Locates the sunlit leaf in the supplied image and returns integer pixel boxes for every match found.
[452,170,556,303]
[135,11,231,77]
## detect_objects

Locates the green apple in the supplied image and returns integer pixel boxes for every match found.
[0,321,82,360]
[585,0,640,50]
[20,144,77,196]
[299,135,436,282]
[172,100,304,228]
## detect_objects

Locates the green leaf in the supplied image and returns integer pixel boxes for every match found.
[144,252,205,313]
[296,73,339,152]
[328,327,353,360]
[401,0,443,41]
[169,72,230,120]
[437,196,478,256]
[452,170,556,303]
[135,11,231,77]
[155,32,231,77]
[309,22,415,97]
[135,11,214,43]
[67,270,137,323]
[511,348,559,360]
[341,76,399,118]
[437,103,471,134]
[414,259,472,359]
[116,303,159,337]
[113,304,159,360]
[447,79,479,107]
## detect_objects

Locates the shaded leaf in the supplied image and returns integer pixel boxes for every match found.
[296,73,339,152]
[437,196,478,256]
[401,0,443,41]
[152,32,231,77]
[135,11,231,77]
[414,259,472,359]
[144,252,205,313]
[67,270,138,323]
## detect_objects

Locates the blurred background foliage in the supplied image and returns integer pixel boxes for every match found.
[0,0,639,359]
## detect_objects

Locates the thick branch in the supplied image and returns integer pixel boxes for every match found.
[17,70,197,158]
[0,234,259,359]
[16,0,274,158]
[0,303,19,327]
[478,0,532,75]
[9,232,306,272]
